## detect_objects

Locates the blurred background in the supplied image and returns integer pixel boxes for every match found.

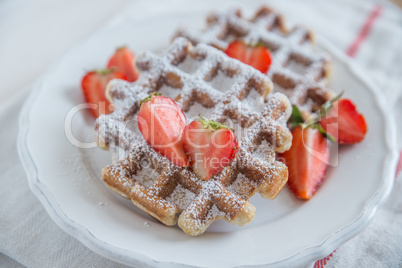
[0,0,129,104]
[0,0,400,105]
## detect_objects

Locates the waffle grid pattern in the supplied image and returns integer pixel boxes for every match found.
[95,37,292,235]
[174,6,334,118]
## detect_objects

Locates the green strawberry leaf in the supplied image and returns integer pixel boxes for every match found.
[95,67,118,75]
[290,102,339,143]
[320,91,344,117]
[290,105,304,127]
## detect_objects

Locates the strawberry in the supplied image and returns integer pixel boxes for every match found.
[319,99,367,144]
[107,46,139,82]
[138,92,189,167]
[182,116,238,180]
[225,40,272,73]
[279,126,330,200]
[81,68,127,118]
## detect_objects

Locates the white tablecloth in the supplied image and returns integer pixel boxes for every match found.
[0,0,401,267]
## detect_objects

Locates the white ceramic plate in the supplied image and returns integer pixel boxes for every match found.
[18,2,398,267]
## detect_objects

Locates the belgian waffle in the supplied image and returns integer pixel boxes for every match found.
[174,6,334,119]
[95,37,292,236]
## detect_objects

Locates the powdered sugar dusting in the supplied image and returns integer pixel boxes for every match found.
[158,85,181,99]
[174,6,333,118]
[285,59,309,75]
[166,185,196,210]
[243,89,266,113]
[135,166,160,188]
[205,204,227,222]
[178,56,203,74]
[252,140,275,164]
[185,102,213,120]
[95,36,292,235]
[229,173,261,200]
[206,70,235,93]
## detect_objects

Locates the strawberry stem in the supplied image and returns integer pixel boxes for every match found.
[237,39,270,50]
[290,104,337,142]
[139,92,162,108]
[116,45,128,51]
[320,91,344,117]
[198,115,232,132]
[317,124,337,142]
[289,90,345,143]
[254,41,270,50]
[95,67,118,75]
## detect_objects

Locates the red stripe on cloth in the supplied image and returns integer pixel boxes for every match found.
[346,5,383,57]
[396,151,402,177]
[314,250,336,268]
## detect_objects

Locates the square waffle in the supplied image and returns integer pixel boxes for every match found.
[174,6,334,119]
[95,37,292,236]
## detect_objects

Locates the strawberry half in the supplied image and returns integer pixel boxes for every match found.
[138,92,189,167]
[225,40,272,73]
[319,99,367,144]
[107,46,139,82]
[279,126,330,200]
[182,116,239,180]
[81,68,127,118]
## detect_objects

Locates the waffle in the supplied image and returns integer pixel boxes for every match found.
[95,37,292,236]
[174,6,334,119]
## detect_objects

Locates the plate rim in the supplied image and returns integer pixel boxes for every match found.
[17,11,399,268]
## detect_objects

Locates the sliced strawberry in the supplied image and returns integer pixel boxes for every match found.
[81,68,127,118]
[279,126,330,200]
[182,116,238,180]
[225,40,272,73]
[319,99,367,144]
[107,46,139,82]
[138,92,189,167]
